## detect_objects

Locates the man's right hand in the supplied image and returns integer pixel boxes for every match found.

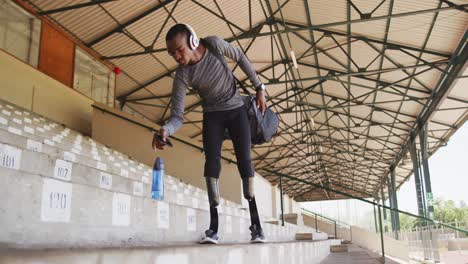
[152,129,168,150]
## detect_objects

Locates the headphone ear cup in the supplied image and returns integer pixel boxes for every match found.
[192,36,199,50]
[188,34,194,50]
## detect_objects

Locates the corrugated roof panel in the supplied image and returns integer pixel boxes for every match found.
[116,73,139,95]
[94,33,142,58]
[100,0,157,25]
[112,54,165,84]
[30,0,87,12]
[449,68,468,100]
[426,10,468,53]
[50,5,118,43]
[123,2,179,49]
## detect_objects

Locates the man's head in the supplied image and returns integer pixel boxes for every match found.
[166,24,199,66]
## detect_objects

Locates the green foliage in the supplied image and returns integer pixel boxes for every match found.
[395,198,468,230]
[433,198,468,224]
[399,214,417,230]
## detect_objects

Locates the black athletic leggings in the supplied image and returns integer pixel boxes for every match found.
[203,105,254,179]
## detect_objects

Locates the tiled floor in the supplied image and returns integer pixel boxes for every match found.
[321,244,404,264]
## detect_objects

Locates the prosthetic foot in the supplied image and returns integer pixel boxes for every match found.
[243,177,266,243]
[200,177,220,244]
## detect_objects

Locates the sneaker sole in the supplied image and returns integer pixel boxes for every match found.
[250,238,266,243]
[199,237,219,244]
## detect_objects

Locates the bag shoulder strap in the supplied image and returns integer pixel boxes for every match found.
[200,38,250,95]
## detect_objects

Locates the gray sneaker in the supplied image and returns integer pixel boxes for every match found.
[199,229,219,244]
[249,225,266,243]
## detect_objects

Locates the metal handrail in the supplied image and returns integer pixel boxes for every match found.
[302,208,350,228]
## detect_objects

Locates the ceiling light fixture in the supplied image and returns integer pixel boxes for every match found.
[290,49,298,69]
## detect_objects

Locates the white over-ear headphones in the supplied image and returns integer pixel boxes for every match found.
[181,23,199,50]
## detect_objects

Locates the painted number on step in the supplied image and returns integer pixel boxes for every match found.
[54,159,72,181]
[99,172,112,189]
[27,139,43,152]
[0,144,21,170]
[157,202,170,229]
[133,182,143,196]
[112,193,130,226]
[49,192,68,209]
[187,208,197,232]
[41,178,72,222]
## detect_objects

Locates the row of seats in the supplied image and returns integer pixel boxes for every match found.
[0,100,322,248]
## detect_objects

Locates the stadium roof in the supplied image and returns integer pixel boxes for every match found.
[24,0,468,201]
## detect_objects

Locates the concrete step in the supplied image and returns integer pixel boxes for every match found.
[0,165,315,247]
[0,108,226,205]
[0,141,245,214]
[295,232,328,241]
[0,107,244,213]
[0,107,146,171]
[0,239,341,264]
[284,213,304,225]
[330,244,348,252]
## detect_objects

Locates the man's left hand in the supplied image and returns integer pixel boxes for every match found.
[256,90,267,114]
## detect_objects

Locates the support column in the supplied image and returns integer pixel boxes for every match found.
[373,203,378,233]
[381,186,389,233]
[391,169,400,236]
[419,124,435,220]
[377,202,386,263]
[279,175,285,226]
[387,176,396,237]
[409,141,426,225]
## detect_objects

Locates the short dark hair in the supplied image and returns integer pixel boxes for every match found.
[165,24,191,42]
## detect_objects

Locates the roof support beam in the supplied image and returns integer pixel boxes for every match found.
[236,4,468,44]
[280,20,451,58]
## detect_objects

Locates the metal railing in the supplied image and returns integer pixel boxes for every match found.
[386,221,468,262]
[301,208,351,239]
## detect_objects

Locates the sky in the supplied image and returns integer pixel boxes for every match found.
[303,121,468,227]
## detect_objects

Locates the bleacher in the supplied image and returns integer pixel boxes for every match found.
[0,99,331,251]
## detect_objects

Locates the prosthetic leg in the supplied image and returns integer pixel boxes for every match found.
[200,177,220,244]
[243,177,265,243]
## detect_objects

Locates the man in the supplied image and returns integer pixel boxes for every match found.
[152,24,267,244]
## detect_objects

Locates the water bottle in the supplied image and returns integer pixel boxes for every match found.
[151,157,164,200]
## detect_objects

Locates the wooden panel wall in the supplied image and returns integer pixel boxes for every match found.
[38,22,75,87]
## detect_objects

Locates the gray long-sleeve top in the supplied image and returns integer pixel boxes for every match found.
[162,36,263,136]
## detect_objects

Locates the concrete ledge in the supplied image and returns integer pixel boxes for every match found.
[330,244,348,252]
[0,239,341,264]
[296,232,328,241]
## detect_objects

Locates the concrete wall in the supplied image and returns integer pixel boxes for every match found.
[271,185,298,219]
[448,238,468,250]
[91,103,247,205]
[351,226,410,262]
[0,49,93,135]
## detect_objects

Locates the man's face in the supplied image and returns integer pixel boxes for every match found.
[166,33,192,66]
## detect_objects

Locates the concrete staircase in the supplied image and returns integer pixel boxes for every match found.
[0,99,331,251]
